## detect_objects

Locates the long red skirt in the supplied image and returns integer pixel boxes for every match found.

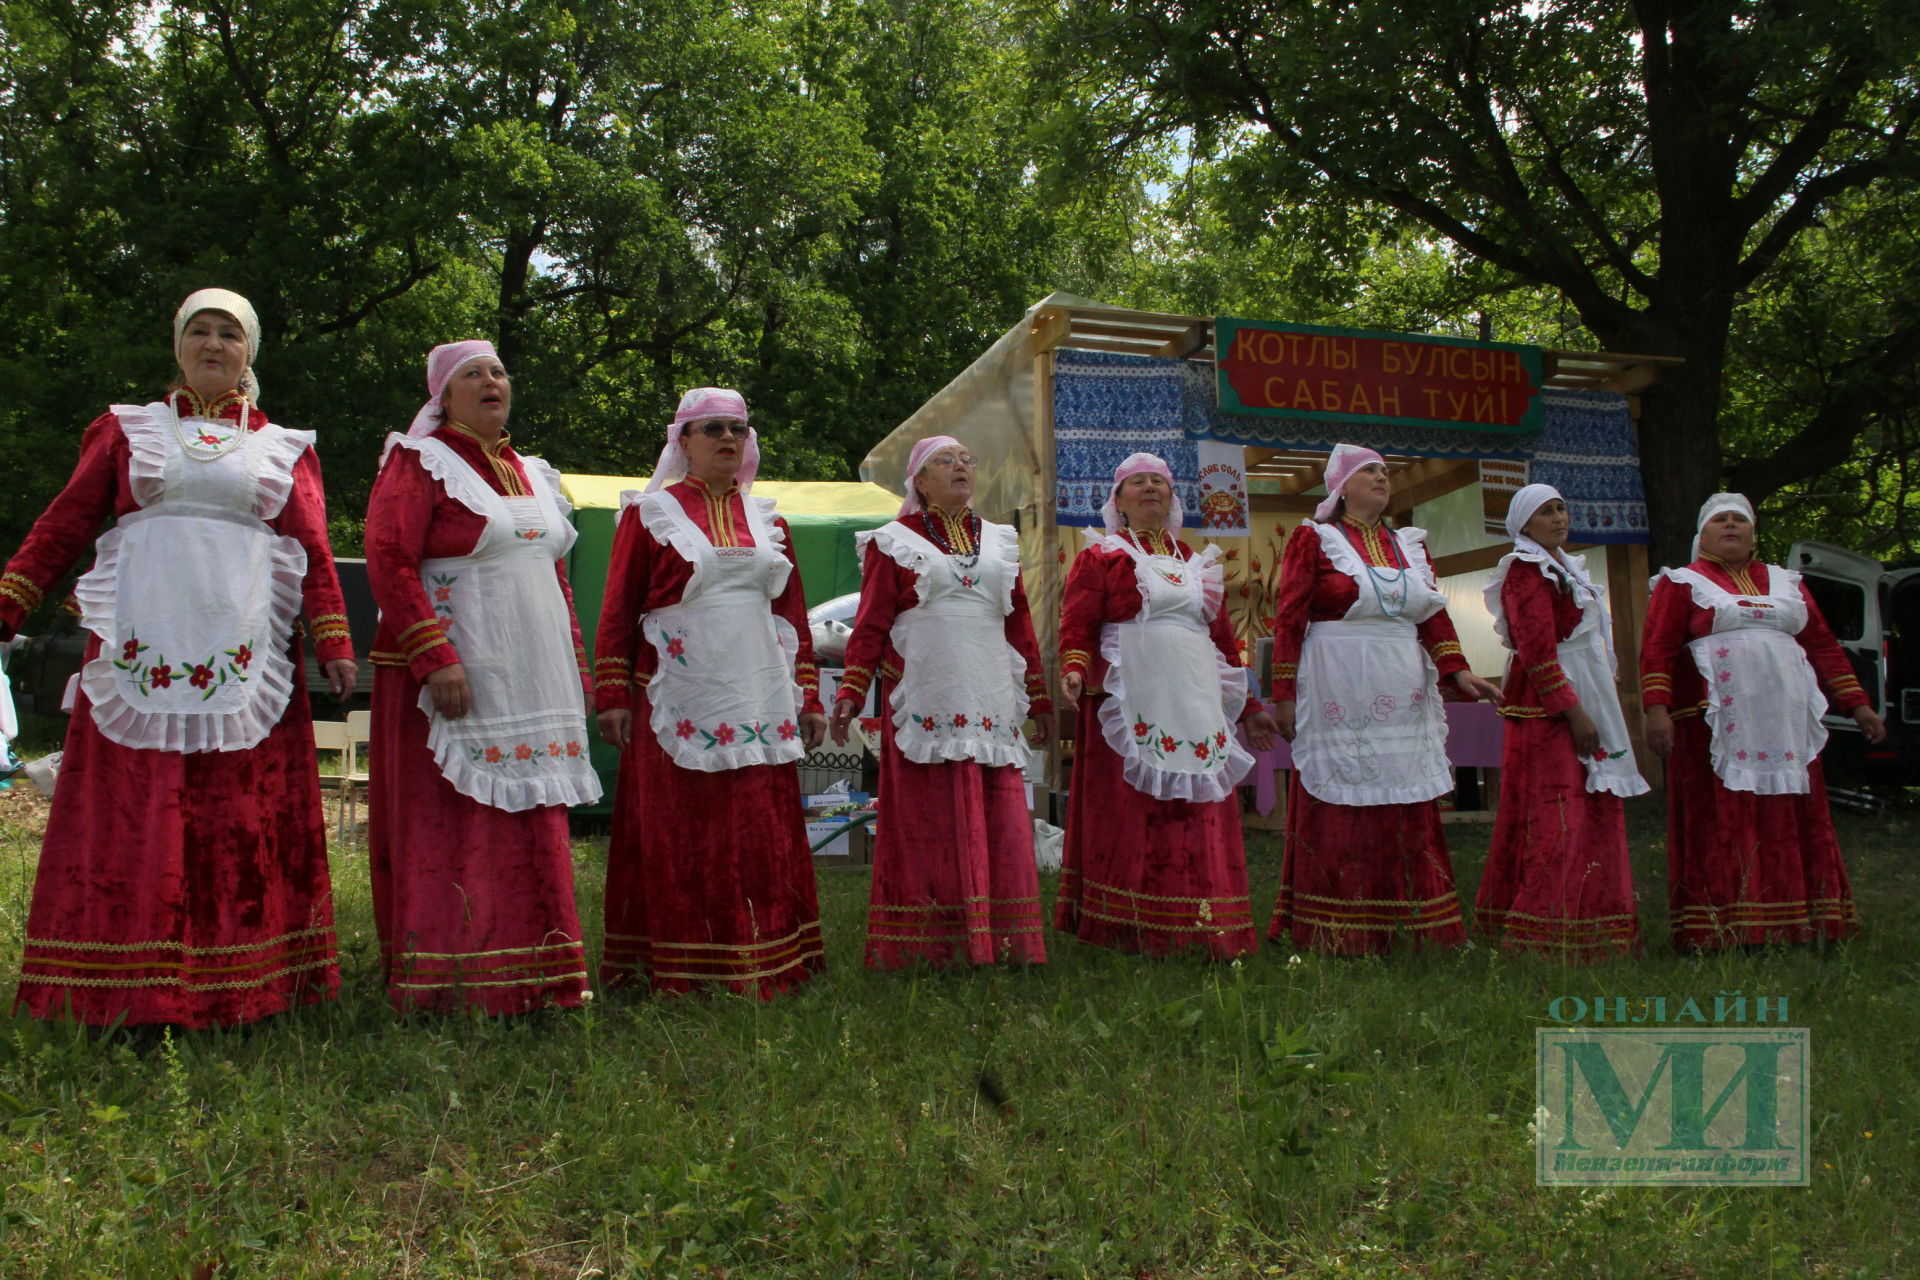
[1476,715,1640,961]
[14,636,338,1028]
[866,703,1045,969]
[367,668,588,1015]
[601,689,824,998]
[1267,774,1467,955]
[1054,694,1256,957]
[1665,715,1858,950]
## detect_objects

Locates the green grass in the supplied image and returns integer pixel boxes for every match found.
[0,798,1914,1278]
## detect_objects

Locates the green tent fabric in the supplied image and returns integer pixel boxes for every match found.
[559,475,901,813]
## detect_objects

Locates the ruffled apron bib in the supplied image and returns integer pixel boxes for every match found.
[860,519,1032,768]
[1092,532,1253,803]
[1486,553,1649,796]
[636,489,806,772]
[74,402,311,753]
[393,434,602,811]
[1293,522,1453,806]
[1665,565,1826,795]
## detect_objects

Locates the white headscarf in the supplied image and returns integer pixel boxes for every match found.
[1102,452,1185,536]
[642,387,760,494]
[173,288,262,401]
[1691,492,1755,562]
[1313,443,1386,521]
[1505,482,1598,597]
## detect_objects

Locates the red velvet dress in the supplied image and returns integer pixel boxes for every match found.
[364,424,592,1014]
[594,478,825,997]
[1055,531,1260,957]
[836,510,1052,969]
[1266,518,1471,955]
[1640,556,1867,949]
[1476,562,1640,961]
[0,393,353,1027]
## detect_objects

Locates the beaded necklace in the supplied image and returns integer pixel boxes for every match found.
[168,390,250,462]
[1345,518,1410,619]
[1123,527,1187,584]
[924,507,983,586]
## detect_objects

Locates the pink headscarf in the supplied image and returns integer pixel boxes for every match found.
[1313,443,1387,521]
[408,340,500,439]
[897,435,965,517]
[1103,452,1185,535]
[643,387,760,494]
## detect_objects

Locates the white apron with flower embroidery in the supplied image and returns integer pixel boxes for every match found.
[392,434,602,812]
[1485,552,1649,796]
[634,488,806,772]
[1092,531,1254,803]
[1293,521,1453,806]
[74,402,312,753]
[1664,565,1826,795]
[859,519,1031,768]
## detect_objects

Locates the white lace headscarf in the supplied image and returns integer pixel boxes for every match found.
[643,387,759,494]
[1692,492,1756,562]
[173,288,261,402]
[1505,482,1598,597]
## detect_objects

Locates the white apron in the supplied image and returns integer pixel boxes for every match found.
[390,434,602,812]
[1665,565,1826,795]
[73,402,312,753]
[1485,552,1649,796]
[1091,531,1253,803]
[633,488,806,772]
[1293,521,1453,806]
[859,519,1031,768]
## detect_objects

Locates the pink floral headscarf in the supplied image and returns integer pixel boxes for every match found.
[643,387,761,494]
[897,435,966,517]
[1313,443,1387,521]
[1103,452,1184,536]
[407,340,500,440]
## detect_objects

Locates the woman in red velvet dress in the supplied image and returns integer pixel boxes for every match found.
[1055,453,1277,957]
[0,289,356,1028]
[1477,484,1646,961]
[594,388,828,997]
[364,341,600,1014]
[1266,444,1501,956]
[1641,493,1884,950]
[827,435,1052,968]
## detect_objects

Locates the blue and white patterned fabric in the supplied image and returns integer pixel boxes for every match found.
[1052,350,1647,544]
[1527,389,1648,544]
[1053,350,1201,527]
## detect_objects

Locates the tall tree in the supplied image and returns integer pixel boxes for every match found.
[1038,0,1920,564]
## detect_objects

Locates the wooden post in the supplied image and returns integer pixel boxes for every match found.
[1032,332,1065,799]
[1607,542,1657,787]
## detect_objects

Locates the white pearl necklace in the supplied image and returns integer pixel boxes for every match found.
[169,392,251,462]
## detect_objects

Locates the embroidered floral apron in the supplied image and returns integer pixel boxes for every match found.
[397,435,602,812]
[1486,553,1649,797]
[1665,565,1826,795]
[1293,522,1453,806]
[863,519,1032,768]
[638,490,806,772]
[1094,533,1253,803]
[75,402,311,753]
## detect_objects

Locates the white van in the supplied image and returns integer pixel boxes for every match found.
[1791,540,1920,788]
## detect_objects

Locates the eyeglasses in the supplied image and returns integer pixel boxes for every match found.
[687,420,749,439]
[924,452,979,469]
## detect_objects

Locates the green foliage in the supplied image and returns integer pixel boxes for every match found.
[0,0,1126,574]
[1036,0,1920,565]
